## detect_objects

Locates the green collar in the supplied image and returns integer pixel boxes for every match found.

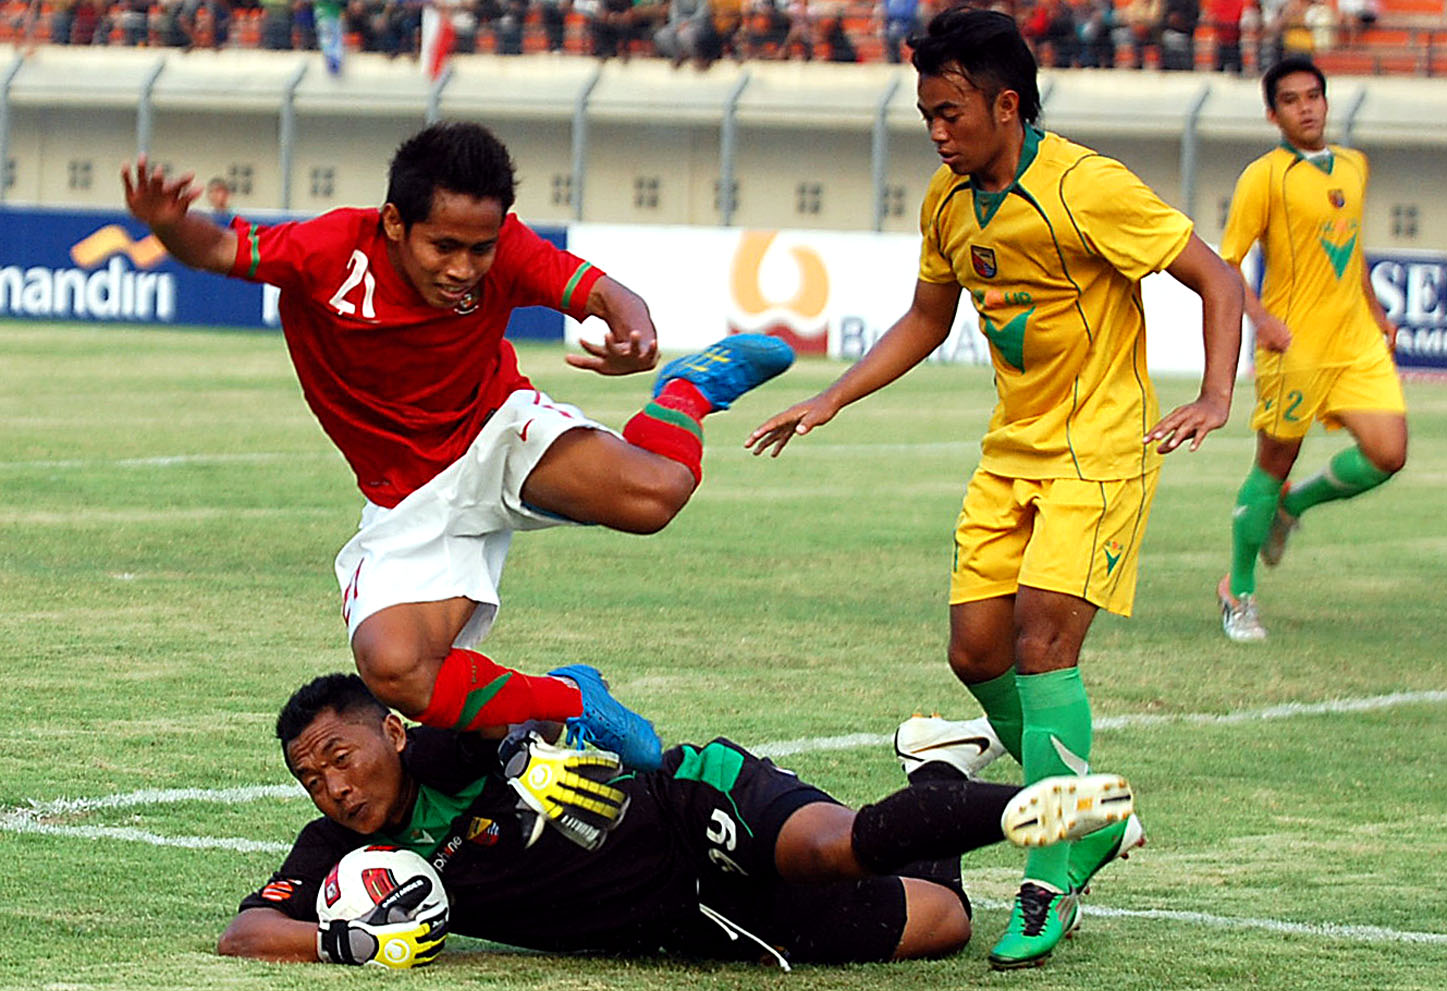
[1281,139,1333,174]
[972,126,1042,228]
[379,778,488,858]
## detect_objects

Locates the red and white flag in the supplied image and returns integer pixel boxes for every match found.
[420,4,456,81]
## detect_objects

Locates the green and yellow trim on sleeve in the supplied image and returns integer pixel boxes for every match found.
[560,262,595,312]
[231,222,263,277]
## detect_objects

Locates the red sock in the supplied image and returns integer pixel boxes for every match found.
[415,649,582,732]
[622,380,709,485]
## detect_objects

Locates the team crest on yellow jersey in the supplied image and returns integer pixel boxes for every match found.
[1328,189,1346,209]
[970,245,997,279]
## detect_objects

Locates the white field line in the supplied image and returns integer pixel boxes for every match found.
[750,689,1447,758]
[19,446,1447,491]
[8,446,1447,489]
[6,820,290,854]
[971,899,1447,946]
[0,452,331,471]
[4,690,1447,947]
[0,784,300,855]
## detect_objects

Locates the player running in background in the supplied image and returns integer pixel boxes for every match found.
[121,121,794,769]
[747,9,1242,969]
[219,672,1135,969]
[1216,57,1407,643]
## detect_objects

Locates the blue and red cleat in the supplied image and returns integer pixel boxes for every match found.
[548,664,663,771]
[653,333,795,411]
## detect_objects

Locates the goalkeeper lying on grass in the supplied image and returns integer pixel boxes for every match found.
[219,672,1135,969]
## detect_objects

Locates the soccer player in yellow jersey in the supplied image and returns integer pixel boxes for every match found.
[1216,57,1407,643]
[748,8,1243,971]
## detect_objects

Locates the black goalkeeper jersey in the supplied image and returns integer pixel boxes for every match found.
[240,728,746,955]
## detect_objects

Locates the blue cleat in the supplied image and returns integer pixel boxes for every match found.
[652,333,795,411]
[548,664,663,771]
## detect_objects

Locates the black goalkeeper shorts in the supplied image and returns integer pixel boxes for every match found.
[650,738,912,965]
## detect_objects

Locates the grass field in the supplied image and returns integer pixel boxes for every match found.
[2,322,1445,991]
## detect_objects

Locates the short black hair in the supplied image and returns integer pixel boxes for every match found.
[909,8,1041,126]
[385,120,517,228]
[1263,57,1327,111]
[275,673,388,772]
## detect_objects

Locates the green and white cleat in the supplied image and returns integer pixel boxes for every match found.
[987,882,1074,970]
[1218,576,1267,643]
[1001,773,1135,848]
[1060,891,1082,936]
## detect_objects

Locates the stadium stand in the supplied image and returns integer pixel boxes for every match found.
[1,0,1444,74]
[2,43,1445,251]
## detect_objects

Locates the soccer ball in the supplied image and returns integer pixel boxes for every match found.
[316,845,448,925]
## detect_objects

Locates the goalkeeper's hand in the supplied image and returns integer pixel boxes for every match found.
[501,726,630,852]
[317,874,448,968]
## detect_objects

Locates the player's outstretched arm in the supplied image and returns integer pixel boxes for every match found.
[218,907,324,962]
[121,155,237,275]
[746,279,961,458]
[1147,234,1243,453]
[566,276,660,376]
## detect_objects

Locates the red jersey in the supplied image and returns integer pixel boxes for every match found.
[228,208,605,508]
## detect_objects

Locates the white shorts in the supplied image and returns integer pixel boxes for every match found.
[334,388,616,648]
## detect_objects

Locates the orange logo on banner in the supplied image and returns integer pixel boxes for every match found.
[729,231,829,354]
[69,226,168,269]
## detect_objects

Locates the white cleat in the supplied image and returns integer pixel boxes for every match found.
[1218,576,1267,643]
[1002,773,1135,848]
[894,714,1006,779]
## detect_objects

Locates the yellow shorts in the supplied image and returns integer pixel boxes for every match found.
[949,469,1159,618]
[1251,344,1406,440]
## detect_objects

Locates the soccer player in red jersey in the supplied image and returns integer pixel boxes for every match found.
[122,122,793,769]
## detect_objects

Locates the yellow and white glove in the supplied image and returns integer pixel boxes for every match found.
[501,727,630,852]
[317,880,448,968]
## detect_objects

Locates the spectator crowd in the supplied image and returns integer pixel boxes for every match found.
[0,0,1402,72]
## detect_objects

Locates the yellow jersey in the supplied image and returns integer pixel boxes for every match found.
[1220,143,1379,368]
[919,128,1194,481]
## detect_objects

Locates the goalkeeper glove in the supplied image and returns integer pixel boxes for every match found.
[317,874,448,968]
[501,726,630,852]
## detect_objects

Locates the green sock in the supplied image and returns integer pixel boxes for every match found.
[1282,446,1394,517]
[1017,668,1093,890]
[1067,818,1130,890]
[966,668,1023,763]
[1230,465,1283,598]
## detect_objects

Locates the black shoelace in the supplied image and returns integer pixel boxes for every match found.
[1017,882,1057,937]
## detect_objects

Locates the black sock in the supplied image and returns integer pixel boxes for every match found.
[895,856,972,918]
[850,779,1016,875]
[907,762,967,784]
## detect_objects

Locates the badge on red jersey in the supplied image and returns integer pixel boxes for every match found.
[454,290,480,315]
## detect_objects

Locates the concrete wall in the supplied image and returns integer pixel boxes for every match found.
[4,48,1446,249]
